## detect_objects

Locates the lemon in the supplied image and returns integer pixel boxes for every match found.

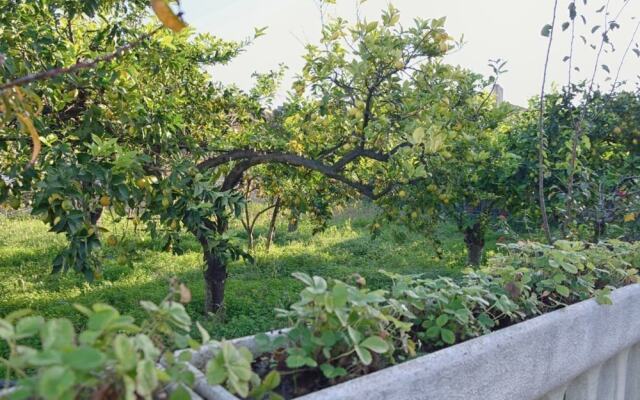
[61,199,73,211]
[135,178,148,189]
[99,195,111,207]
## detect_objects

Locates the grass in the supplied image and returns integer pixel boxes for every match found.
[0,203,501,344]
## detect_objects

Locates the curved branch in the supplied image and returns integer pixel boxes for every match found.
[199,150,377,198]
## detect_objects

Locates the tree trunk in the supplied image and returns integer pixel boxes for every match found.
[593,219,606,243]
[247,229,254,250]
[203,248,227,314]
[266,197,281,252]
[243,200,254,250]
[192,221,228,314]
[463,223,486,266]
[288,209,300,233]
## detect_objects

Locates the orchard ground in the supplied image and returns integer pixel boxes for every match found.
[0,203,510,340]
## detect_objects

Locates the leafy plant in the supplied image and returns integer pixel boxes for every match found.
[0,280,199,400]
[383,271,519,348]
[483,240,640,312]
[205,341,281,399]
[275,273,412,382]
[204,240,639,398]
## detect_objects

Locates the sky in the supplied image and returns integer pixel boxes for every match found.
[180,0,640,107]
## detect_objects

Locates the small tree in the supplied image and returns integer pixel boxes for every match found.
[375,61,515,266]
[192,7,490,311]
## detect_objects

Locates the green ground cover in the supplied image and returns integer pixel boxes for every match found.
[0,204,502,341]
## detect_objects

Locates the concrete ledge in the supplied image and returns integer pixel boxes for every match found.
[189,284,640,400]
[179,328,290,371]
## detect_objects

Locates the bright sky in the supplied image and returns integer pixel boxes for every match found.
[181,0,640,106]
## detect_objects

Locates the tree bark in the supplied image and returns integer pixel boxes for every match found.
[201,244,227,314]
[191,219,228,314]
[243,203,254,250]
[463,223,486,266]
[266,197,281,252]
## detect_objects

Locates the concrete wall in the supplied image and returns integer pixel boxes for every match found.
[185,284,640,400]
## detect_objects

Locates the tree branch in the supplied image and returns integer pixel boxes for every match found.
[537,0,559,244]
[0,27,161,92]
[199,150,378,198]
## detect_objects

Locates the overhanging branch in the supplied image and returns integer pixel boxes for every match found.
[0,27,161,92]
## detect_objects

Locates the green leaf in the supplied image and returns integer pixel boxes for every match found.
[254,333,272,352]
[440,328,456,345]
[62,346,106,371]
[37,366,76,400]
[169,385,192,400]
[292,272,313,286]
[560,262,578,274]
[436,314,449,327]
[348,326,363,344]
[73,304,93,317]
[41,319,74,350]
[596,290,613,305]
[320,331,338,347]
[27,349,62,366]
[360,336,389,354]
[139,301,159,312]
[4,309,32,324]
[455,309,470,324]
[114,334,138,372]
[16,316,44,338]
[262,370,281,390]
[165,302,192,332]
[354,345,373,365]
[310,276,328,294]
[123,375,136,400]
[366,21,378,32]
[426,326,440,339]
[556,285,571,297]
[87,308,118,332]
[411,127,425,144]
[206,355,228,385]
[196,321,210,345]
[541,24,552,37]
[320,363,348,379]
[332,282,348,308]
[0,319,14,340]
[136,359,159,397]
[134,334,161,360]
[477,313,496,329]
